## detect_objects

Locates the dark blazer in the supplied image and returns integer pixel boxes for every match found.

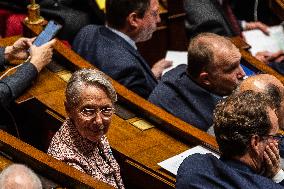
[148,65,222,131]
[183,0,238,39]
[176,153,284,189]
[72,25,158,98]
[0,47,38,133]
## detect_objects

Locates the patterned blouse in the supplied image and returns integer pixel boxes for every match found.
[47,118,125,189]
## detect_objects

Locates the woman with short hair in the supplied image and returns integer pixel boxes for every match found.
[48,68,124,189]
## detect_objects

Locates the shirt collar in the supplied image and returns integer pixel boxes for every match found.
[107,26,137,49]
[220,157,255,174]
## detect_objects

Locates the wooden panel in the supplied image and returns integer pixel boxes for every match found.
[167,0,188,50]
[167,0,184,15]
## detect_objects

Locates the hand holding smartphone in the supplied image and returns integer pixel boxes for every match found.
[27,20,60,72]
[33,20,62,47]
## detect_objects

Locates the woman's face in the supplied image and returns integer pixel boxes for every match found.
[67,85,114,142]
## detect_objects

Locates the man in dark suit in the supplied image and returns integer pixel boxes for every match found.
[176,90,284,188]
[72,0,172,98]
[0,37,55,135]
[148,33,245,131]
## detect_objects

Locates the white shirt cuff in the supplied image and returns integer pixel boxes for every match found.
[272,169,284,183]
[241,20,247,30]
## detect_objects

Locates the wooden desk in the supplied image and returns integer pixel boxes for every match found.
[0,23,219,188]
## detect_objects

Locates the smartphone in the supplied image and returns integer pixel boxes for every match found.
[33,20,62,47]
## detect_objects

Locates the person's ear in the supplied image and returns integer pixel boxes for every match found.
[250,135,262,155]
[127,12,140,28]
[64,101,71,116]
[199,71,210,86]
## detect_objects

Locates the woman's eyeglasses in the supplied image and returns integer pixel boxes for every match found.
[80,107,115,120]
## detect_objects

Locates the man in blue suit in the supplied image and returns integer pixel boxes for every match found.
[176,91,284,188]
[73,0,172,98]
[149,33,245,131]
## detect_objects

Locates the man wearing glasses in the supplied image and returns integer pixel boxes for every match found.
[238,74,284,168]
[176,91,284,188]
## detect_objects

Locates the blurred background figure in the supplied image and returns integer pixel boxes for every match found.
[0,164,42,189]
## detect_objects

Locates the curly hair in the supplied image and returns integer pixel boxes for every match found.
[213,90,275,158]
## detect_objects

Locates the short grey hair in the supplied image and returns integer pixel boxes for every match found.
[66,69,117,108]
[0,164,42,189]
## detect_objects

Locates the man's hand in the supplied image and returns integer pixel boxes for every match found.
[255,50,284,64]
[151,58,172,79]
[244,21,269,35]
[263,141,281,178]
[29,39,56,72]
[4,37,35,62]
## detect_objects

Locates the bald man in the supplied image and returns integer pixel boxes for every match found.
[207,74,284,136]
[208,73,284,170]
[0,164,42,189]
[239,74,284,129]
[238,74,284,167]
[149,33,245,131]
